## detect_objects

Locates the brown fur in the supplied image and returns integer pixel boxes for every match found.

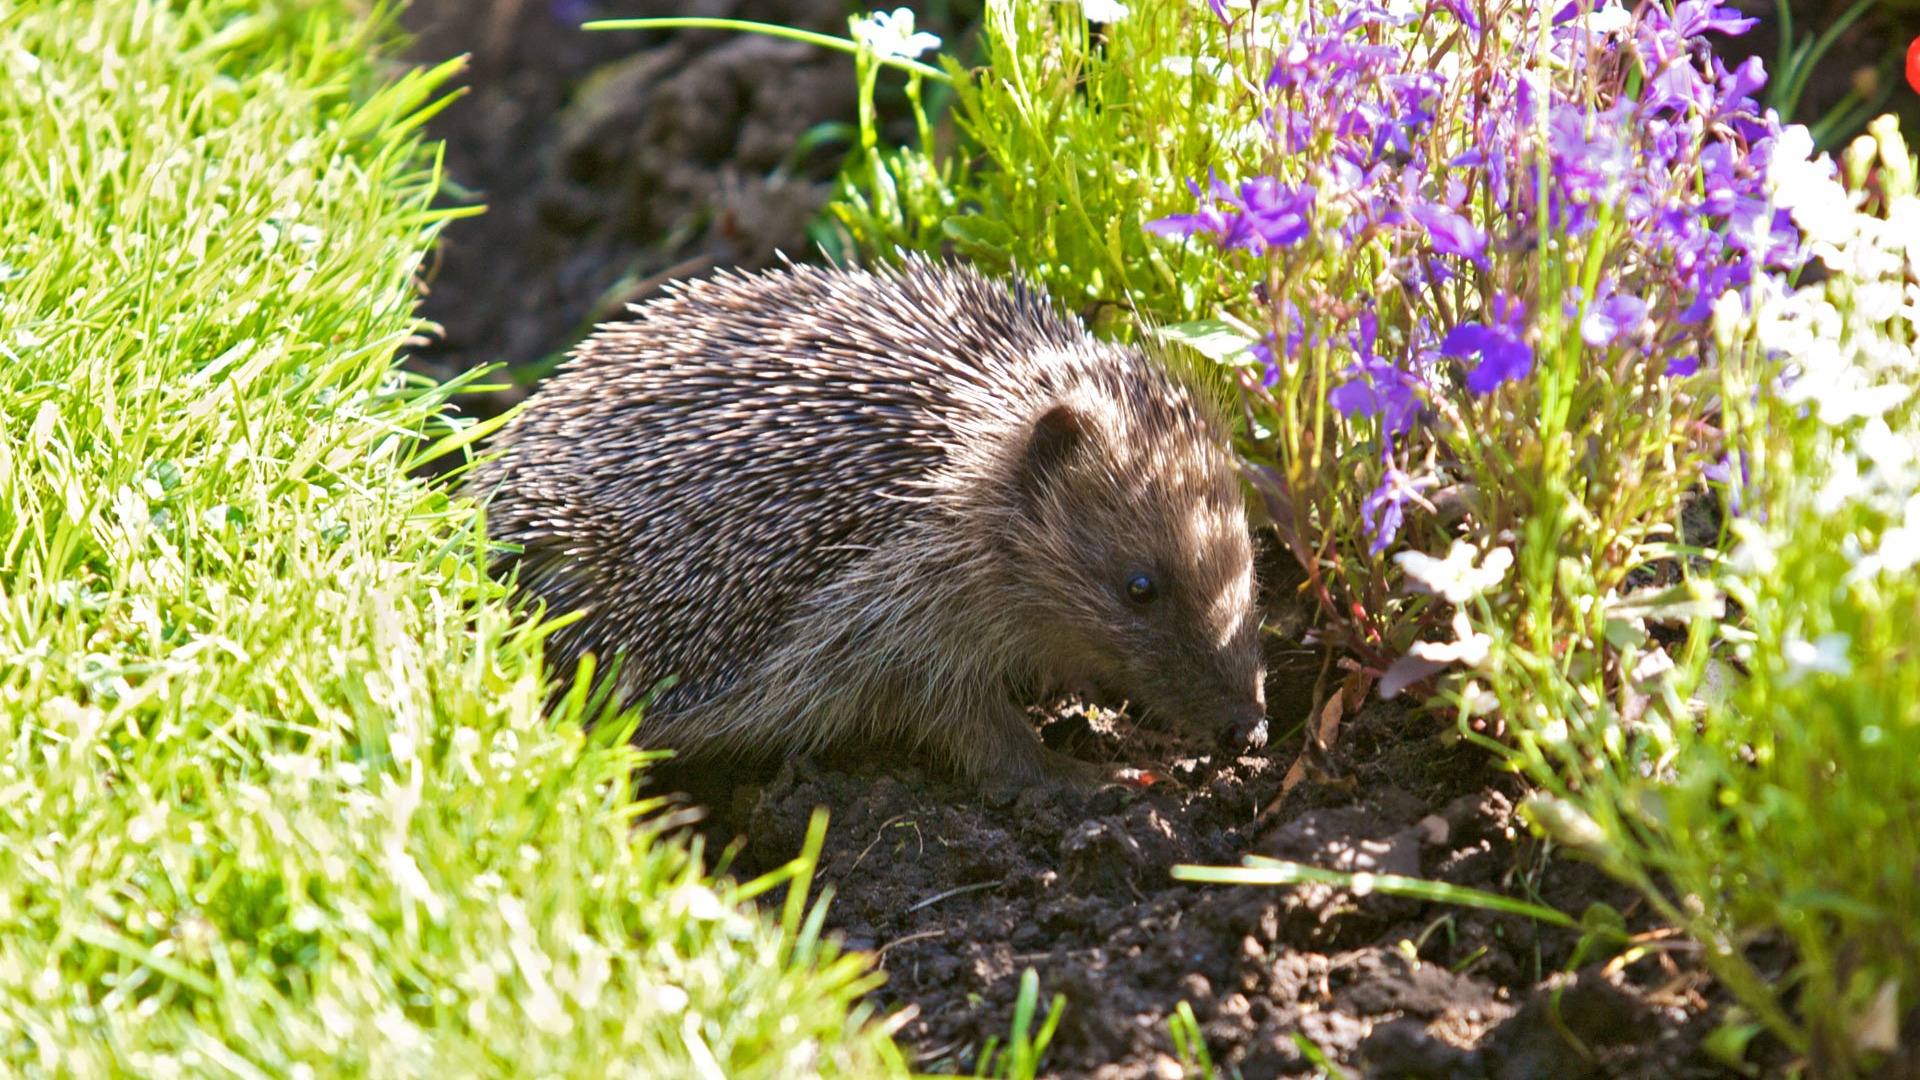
[468,259,1265,789]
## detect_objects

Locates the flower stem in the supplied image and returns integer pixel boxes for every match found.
[583,17,954,84]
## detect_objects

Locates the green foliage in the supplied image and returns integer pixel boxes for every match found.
[0,1,899,1074]
[1630,125,1920,1071]
[970,969,1064,1080]
[1167,1001,1221,1079]
[1767,0,1894,146]
[825,0,1265,337]
[1459,120,1920,1073]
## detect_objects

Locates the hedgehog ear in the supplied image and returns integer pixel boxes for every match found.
[1020,403,1089,502]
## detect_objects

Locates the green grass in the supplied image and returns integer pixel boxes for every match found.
[0,1,900,1075]
[820,0,1254,338]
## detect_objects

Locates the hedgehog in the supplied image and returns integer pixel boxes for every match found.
[468,259,1267,792]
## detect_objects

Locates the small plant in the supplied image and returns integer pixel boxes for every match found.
[972,968,1067,1080]
[1167,1001,1219,1079]
[822,0,1251,334]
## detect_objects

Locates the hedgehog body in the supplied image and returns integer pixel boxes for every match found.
[471,260,1266,789]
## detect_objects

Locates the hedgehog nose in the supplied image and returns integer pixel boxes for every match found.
[1220,701,1269,751]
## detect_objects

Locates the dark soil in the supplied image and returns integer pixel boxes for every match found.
[391,2,1883,1076]
[691,694,1754,1079]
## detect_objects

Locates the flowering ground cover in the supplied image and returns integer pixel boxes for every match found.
[0,2,903,1075]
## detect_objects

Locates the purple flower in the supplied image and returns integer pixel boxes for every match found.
[1717,55,1767,111]
[1249,335,1281,388]
[1697,142,1739,214]
[1361,465,1432,554]
[1409,202,1488,266]
[1233,177,1317,250]
[1334,0,1417,30]
[1267,34,1397,92]
[1438,0,1482,36]
[1145,177,1233,240]
[1535,100,1636,233]
[1331,367,1422,436]
[1724,196,1799,268]
[1329,313,1423,435]
[1143,0,1805,465]
[1147,176,1316,254]
[1442,293,1533,394]
[1671,0,1757,38]
[1701,451,1752,513]
[1643,58,1715,115]
[1579,285,1649,347]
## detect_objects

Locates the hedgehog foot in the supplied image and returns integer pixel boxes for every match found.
[952,703,1109,803]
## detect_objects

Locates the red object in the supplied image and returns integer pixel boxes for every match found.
[1909,35,1920,95]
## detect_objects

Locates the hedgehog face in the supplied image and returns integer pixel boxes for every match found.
[1006,395,1268,748]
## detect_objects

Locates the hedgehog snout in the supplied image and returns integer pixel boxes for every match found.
[1220,698,1270,751]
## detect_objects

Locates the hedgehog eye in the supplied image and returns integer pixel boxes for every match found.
[1125,573,1158,606]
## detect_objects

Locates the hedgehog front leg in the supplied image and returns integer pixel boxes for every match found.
[947,699,1104,798]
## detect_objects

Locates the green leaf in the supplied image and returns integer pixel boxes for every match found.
[1151,320,1256,366]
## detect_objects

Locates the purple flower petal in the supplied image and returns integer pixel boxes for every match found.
[1249,336,1281,388]
[1719,55,1767,106]
[1673,0,1757,38]
[1144,212,1224,239]
[1361,465,1430,554]
[1438,0,1481,34]
[1409,202,1488,264]
[1233,177,1317,250]
[1463,337,1534,393]
[1579,289,1648,347]
[1443,294,1533,393]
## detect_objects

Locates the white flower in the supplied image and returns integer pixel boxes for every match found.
[1886,196,1920,273]
[1860,521,1920,579]
[1726,519,1778,577]
[1079,0,1129,21]
[1396,540,1514,604]
[652,983,690,1014]
[1851,493,1920,581]
[851,8,941,59]
[1408,611,1493,668]
[1160,55,1227,79]
[1779,632,1851,685]
[1565,2,1631,36]
[1777,363,1911,426]
[1856,418,1917,486]
[1855,280,1905,323]
[1811,446,1867,517]
[1710,288,1746,347]
[1763,125,1860,250]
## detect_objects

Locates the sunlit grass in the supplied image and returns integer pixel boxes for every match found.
[0,1,899,1074]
